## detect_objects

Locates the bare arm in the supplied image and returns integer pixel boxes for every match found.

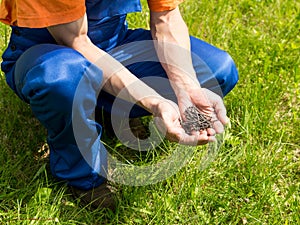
[47,14,163,113]
[150,7,200,93]
[47,13,221,145]
[150,7,229,134]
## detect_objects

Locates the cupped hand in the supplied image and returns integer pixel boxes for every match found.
[177,87,229,135]
[152,99,217,145]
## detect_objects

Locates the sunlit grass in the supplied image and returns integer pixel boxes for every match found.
[0,0,299,224]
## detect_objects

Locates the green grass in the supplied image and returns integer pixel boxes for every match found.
[0,0,299,224]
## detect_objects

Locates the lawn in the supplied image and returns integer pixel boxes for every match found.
[0,0,299,224]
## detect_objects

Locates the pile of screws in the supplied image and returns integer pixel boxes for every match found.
[180,105,212,135]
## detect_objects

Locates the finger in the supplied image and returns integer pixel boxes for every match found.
[197,129,217,144]
[207,135,217,143]
[159,115,212,145]
[213,97,229,125]
[170,128,207,145]
[189,130,209,144]
[212,120,224,134]
[206,128,216,136]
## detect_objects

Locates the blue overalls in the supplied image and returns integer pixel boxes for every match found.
[1,0,238,190]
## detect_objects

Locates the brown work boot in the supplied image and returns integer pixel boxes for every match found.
[70,181,117,211]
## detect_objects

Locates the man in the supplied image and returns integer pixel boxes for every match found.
[0,0,238,210]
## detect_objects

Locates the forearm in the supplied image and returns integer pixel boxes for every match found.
[47,15,164,114]
[150,7,200,94]
[81,42,164,113]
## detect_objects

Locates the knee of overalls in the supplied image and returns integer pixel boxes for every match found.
[190,36,239,97]
[214,51,239,96]
[14,44,103,112]
[13,44,107,189]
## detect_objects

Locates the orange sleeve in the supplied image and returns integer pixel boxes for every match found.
[147,0,184,12]
[0,0,85,28]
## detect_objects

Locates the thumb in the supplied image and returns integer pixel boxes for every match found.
[213,97,229,125]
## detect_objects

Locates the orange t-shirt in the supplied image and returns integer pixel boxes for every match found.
[147,0,184,12]
[0,0,184,28]
[0,0,85,28]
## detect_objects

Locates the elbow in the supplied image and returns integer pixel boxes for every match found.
[52,33,92,55]
[70,35,92,51]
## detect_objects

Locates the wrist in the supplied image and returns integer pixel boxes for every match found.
[171,78,201,98]
[164,67,200,96]
[137,95,167,115]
